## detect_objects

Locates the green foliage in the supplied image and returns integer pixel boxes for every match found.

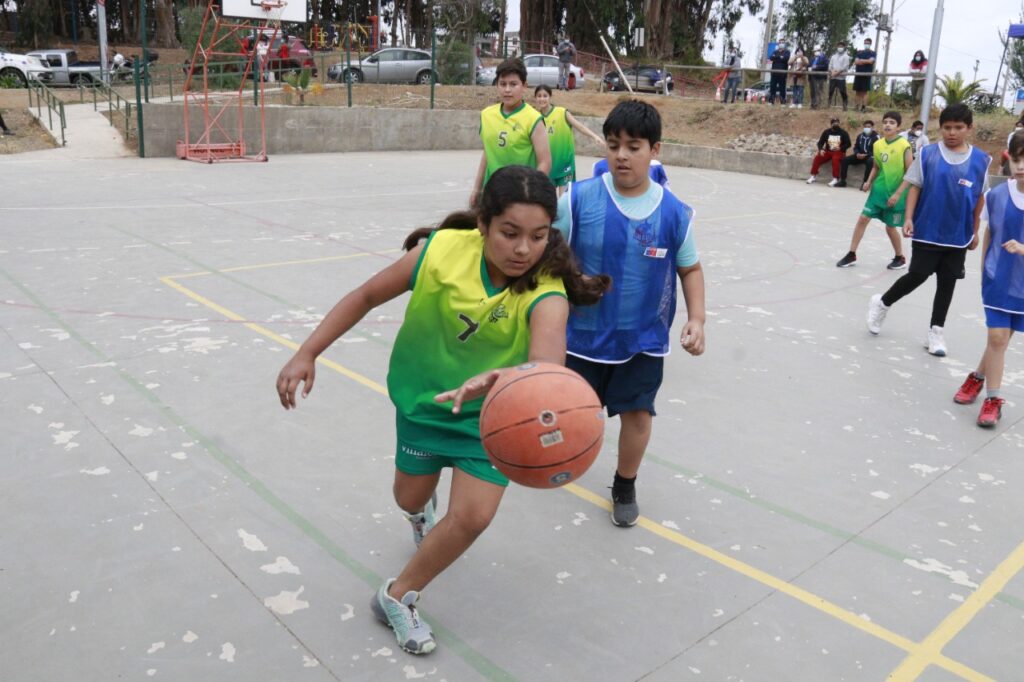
[935,72,986,105]
[781,0,874,52]
[16,0,54,49]
[179,6,208,58]
[436,38,473,85]
[0,74,22,89]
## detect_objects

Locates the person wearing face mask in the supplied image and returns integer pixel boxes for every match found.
[765,40,791,105]
[900,119,929,157]
[828,42,851,110]
[788,47,809,108]
[806,117,851,186]
[809,46,829,109]
[722,45,742,103]
[853,38,876,112]
[837,120,880,187]
[910,50,928,104]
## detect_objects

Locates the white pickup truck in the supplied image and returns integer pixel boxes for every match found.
[0,47,53,86]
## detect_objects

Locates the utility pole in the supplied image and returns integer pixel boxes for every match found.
[973,58,980,82]
[880,0,895,88]
[920,0,944,132]
[761,0,775,75]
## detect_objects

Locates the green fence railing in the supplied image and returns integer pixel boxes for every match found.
[26,80,67,146]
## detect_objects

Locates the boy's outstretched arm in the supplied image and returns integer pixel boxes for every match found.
[531,120,552,175]
[276,245,422,409]
[565,111,605,148]
[677,263,706,356]
[470,152,488,207]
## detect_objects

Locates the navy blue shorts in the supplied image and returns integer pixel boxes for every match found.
[566,353,664,417]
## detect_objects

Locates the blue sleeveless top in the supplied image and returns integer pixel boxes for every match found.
[982,183,1024,314]
[913,144,990,248]
[567,176,692,362]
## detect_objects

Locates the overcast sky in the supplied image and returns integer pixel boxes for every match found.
[506,1,1017,96]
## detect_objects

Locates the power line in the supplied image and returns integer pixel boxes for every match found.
[897,23,1000,63]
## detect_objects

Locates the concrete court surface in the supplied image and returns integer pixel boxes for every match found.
[2,147,1023,682]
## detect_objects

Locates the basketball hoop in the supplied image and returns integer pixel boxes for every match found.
[258,0,287,23]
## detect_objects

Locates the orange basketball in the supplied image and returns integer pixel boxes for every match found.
[480,362,605,488]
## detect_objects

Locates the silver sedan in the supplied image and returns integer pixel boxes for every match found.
[476,54,586,89]
[328,48,436,84]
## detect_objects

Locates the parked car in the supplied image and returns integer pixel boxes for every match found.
[27,49,103,85]
[602,65,673,93]
[0,47,53,86]
[476,53,586,89]
[742,80,771,101]
[328,47,436,84]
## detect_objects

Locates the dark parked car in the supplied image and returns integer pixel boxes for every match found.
[603,65,673,93]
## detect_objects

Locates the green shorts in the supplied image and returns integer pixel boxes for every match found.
[861,192,905,228]
[551,172,575,187]
[396,440,509,487]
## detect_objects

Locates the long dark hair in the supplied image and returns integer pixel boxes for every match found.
[911,50,927,65]
[403,166,610,306]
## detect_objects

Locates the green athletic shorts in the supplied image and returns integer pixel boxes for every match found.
[396,440,509,487]
[861,191,905,228]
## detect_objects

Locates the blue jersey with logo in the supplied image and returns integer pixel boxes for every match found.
[982,183,1024,313]
[592,158,670,188]
[566,176,692,362]
[913,144,990,248]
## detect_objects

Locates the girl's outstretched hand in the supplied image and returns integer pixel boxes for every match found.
[277,352,316,409]
[435,369,502,414]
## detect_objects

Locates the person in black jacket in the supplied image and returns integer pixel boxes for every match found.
[806,117,851,186]
[837,120,879,187]
[765,41,791,105]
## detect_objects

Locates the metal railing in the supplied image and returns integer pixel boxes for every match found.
[26,79,67,146]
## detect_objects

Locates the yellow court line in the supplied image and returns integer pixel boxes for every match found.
[161,274,992,682]
[886,541,1024,681]
[166,249,401,280]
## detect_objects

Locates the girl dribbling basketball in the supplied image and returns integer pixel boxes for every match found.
[275,165,608,655]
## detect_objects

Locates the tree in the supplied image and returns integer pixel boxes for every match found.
[781,0,874,53]
[1000,5,1024,93]
[935,72,986,105]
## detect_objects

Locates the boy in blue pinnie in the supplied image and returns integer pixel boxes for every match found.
[952,130,1024,427]
[554,100,706,527]
[866,103,991,357]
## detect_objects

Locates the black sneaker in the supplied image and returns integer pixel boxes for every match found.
[834,180,848,188]
[836,251,857,268]
[887,255,907,270]
[610,486,639,527]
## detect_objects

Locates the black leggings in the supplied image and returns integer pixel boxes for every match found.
[882,272,958,327]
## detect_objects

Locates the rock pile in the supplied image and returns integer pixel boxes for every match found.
[726,133,815,157]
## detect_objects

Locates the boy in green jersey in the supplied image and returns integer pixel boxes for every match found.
[836,111,914,270]
[470,59,551,206]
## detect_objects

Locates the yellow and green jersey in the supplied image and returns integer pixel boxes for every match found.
[541,105,576,184]
[480,101,543,187]
[387,229,566,457]
[869,135,912,207]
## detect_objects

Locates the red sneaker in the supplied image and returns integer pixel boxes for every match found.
[954,373,984,405]
[977,398,1005,428]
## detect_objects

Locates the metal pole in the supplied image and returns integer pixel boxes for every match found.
[98,0,109,83]
[919,0,944,132]
[430,29,436,109]
[134,59,145,157]
[345,23,352,107]
[994,28,1009,96]
[880,0,895,89]
[140,0,149,102]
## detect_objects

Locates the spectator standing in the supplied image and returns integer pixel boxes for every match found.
[555,35,577,91]
[809,46,829,109]
[722,46,742,104]
[900,119,929,157]
[837,120,880,187]
[256,34,270,82]
[828,42,851,110]
[789,48,809,108]
[910,50,928,104]
[807,117,852,186]
[853,38,876,112]
[766,40,791,105]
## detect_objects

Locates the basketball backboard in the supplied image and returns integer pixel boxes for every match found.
[221,0,307,24]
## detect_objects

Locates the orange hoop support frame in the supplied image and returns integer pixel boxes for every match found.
[176,0,285,163]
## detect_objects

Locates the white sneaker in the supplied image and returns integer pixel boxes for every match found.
[828,178,839,187]
[926,325,947,357]
[806,175,816,184]
[789,103,795,108]
[866,294,889,334]
[797,104,803,109]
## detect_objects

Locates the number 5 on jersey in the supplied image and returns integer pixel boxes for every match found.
[497,131,508,148]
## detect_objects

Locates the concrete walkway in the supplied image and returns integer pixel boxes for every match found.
[29,100,133,158]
